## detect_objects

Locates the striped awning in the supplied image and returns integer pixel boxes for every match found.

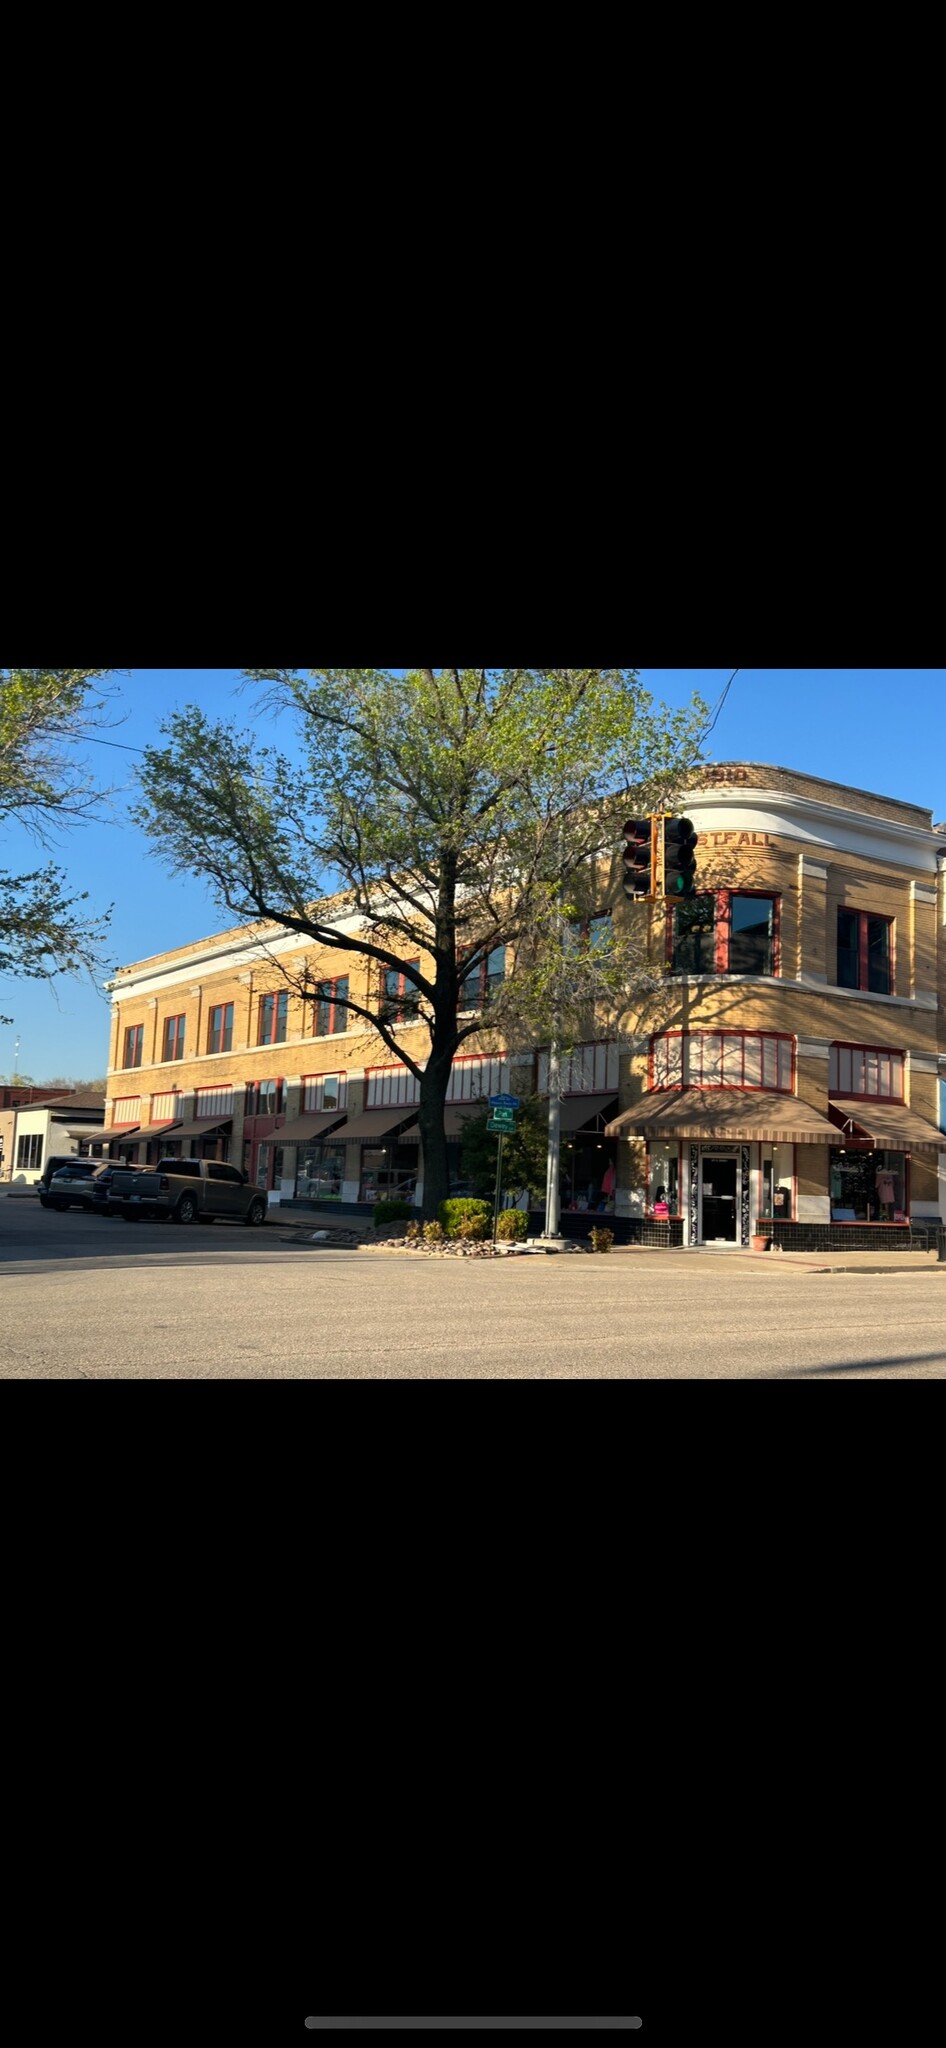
[66,1124,139,1141]
[829,1098,944,1151]
[606,1090,839,1143]
[171,1116,233,1139]
[270,1111,347,1146]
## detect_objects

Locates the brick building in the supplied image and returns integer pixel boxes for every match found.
[607,763,946,1248]
[100,762,946,1246]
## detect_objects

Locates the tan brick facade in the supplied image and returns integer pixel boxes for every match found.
[102,763,946,1239]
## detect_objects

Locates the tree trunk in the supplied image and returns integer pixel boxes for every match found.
[418,1040,453,1222]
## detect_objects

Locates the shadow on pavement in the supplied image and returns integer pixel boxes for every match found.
[763,1349,946,1376]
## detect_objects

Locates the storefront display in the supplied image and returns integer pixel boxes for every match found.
[829,1147,906,1221]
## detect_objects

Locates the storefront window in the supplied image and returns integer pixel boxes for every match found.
[561,1139,616,1213]
[829,1147,906,1221]
[359,1142,418,1205]
[647,1143,679,1216]
[295,1140,345,1202]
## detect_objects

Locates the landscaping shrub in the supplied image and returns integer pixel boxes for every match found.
[439,1197,492,1239]
[373,1198,414,1227]
[457,1212,488,1240]
[589,1226,614,1253]
[404,1219,422,1243]
[423,1219,445,1245]
[496,1209,528,1242]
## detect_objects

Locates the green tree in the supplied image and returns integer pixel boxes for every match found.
[136,669,708,1219]
[0,669,119,1023]
[458,1094,551,1205]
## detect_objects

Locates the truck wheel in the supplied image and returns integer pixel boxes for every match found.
[175,1193,199,1225]
[245,1199,266,1226]
[53,1201,69,1212]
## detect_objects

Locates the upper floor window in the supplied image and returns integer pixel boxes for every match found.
[151,1091,183,1122]
[303,1073,349,1113]
[244,1079,284,1117]
[123,1024,144,1069]
[459,945,506,1011]
[536,1041,621,1095]
[258,991,288,1045]
[162,1014,186,1062]
[829,1043,904,1099]
[837,909,892,994]
[671,893,779,977]
[383,961,420,1024]
[207,1003,233,1055]
[194,1087,234,1119]
[651,1030,794,1093]
[314,977,349,1037]
[111,1096,142,1125]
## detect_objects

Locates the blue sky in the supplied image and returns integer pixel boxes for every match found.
[2,667,944,1083]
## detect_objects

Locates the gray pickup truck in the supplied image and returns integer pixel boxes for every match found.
[119,1157,268,1226]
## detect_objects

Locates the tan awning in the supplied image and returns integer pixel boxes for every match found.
[399,1106,482,1140]
[559,1092,619,1134]
[337,1107,419,1142]
[171,1116,233,1139]
[269,1111,348,1146]
[829,1098,944,1151]
[606,1089,839,1143]
[67,1124,139,1141]
[124,1121,183,1142]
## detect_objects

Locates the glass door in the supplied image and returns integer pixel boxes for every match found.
[699,1152,739,1242]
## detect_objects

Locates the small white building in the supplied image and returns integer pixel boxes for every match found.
[7,1092,108,1185]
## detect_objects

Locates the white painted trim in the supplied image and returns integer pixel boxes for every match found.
[797,1041,831,1059]
[684,787,941,869]
[908,1053,939,1074]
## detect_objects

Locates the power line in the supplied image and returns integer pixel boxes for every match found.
[701,669,739,740]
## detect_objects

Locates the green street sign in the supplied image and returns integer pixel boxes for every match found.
[487,1111,516,1133]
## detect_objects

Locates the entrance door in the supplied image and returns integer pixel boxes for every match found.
[701,1158,738,1241]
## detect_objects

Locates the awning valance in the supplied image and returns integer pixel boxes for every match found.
[559,1092,619,1134]
[829,1098,944,1151]
[338,1107,419,1142]
[171,1117,233,1139]
[270,1111,347,1146]
[71,1125,140,1142]
[123,1121,183,1142]
[606,1089,839,1144]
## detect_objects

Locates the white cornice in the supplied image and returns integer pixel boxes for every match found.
[684,787,942,871]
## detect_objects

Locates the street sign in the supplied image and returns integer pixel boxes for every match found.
[487,1111,516,1133]
[489,1094,521,1110]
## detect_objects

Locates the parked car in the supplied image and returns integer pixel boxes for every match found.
[38,1154,84,1194]
[120,1158,268,1226]
[40,1161,104,1211]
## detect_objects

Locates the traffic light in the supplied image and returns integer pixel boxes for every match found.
[622,818,653,899]
[664,816,699,898]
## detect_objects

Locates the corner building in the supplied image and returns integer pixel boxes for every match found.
[100,762,946,1248]
[608,763,946,1248]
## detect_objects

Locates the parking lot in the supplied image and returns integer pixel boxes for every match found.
[3,1196,945,1378]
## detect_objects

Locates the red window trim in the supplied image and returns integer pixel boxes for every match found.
[383,961,421,1024]
[163,1013,186,1061]
[302,1072,347,1110]
[207,1002,234,1054]
[828,1041,905,1102]
[110,1097,141,1128]
[837,909,895,994]
[667,890,781,977]
[257,990,289,1046]
[123,1024,144,1069]
[245,1077,285,1118]
[648,1029,796,1093]
[313,976,349,1037]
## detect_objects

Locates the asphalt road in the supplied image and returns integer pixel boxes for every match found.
[2,1199,945,1378]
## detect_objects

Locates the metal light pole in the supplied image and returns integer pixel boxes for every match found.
[542,818,566,1240]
